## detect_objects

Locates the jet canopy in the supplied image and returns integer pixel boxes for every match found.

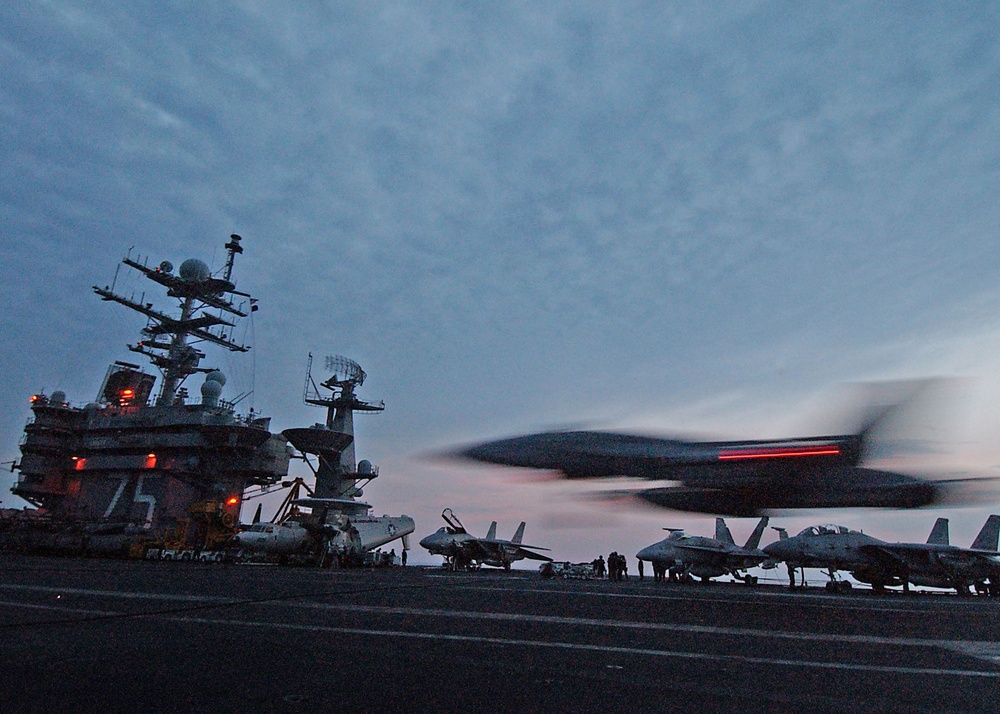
[796,524,858,537]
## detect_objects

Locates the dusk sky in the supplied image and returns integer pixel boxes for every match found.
[3,2,1000,568]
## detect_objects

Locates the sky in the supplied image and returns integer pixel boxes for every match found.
[3,1,1000,568]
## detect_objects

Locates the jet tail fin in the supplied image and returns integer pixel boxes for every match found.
[486,521,497,540]
[715,518,735,545]
[926,517,949,546]
[971,514,1000,551]
[512,521,526,544]
[743,516,769,550]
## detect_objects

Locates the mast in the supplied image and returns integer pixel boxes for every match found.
[92,235,253,406]
[289,354,384,499]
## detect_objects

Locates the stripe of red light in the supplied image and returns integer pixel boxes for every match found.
[718,446,840,460]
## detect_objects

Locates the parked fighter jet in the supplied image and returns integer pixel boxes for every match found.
[636,517,770,584]
[855,515,1000,595]
[419,508,553,570]
[456,384,976,516]
[762,523,899,592]
[763,516,1000,594]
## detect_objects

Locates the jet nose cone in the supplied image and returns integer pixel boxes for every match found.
[418,535,435,550]
[458,436,532,466]
[636,545,657,561]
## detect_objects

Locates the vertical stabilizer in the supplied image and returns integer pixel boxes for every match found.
[715,518,735,545]
[486,521,497,540]
[926,517,949,546]
[512,521,526,544]
[771,527,788,541]
[744,516,770,550]
[971,515,1000,551]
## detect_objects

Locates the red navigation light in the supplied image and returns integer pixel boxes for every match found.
[145,453,157,469]
[29,395,37,403]
[74,457,86,471]
[718,445,840,461]
[225,496,239,507]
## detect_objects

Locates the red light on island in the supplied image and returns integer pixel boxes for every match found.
[225,496,239,507]
[145,453,157,468]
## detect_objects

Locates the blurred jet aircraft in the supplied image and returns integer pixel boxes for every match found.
[419,508,552,570]
[636,517,770,584]
[456,385,979,515]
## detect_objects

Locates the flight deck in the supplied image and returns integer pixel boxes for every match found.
[0,555,997,713]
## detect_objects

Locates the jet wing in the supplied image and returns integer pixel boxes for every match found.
[464,538,553,562]
[291,497,372,517]
[511,546,554,562]
[861,542,1000,568]
[480,538,551,552]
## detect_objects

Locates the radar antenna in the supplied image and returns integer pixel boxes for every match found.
[92,234,254,407]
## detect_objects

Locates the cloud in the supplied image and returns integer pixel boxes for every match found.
[3,3,1000,560]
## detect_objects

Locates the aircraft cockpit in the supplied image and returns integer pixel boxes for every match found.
[665,530,690,540]
[796,524,857,537]
[247,523,275,533]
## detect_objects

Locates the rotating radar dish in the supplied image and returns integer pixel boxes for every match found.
[321,355,366,389]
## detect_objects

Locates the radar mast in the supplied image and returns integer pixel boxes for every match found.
[284,354,384,501]
[92,235,254,406]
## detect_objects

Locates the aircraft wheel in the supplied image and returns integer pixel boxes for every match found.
[744,575,758,586]
[839,581,853,592]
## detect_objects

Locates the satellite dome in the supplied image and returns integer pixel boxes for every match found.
[50,390,66,405]
[205,370,227,386]
[159,260,174,273]
[179,259,211,282]
[200,379,223,406]
[358,459,373,475]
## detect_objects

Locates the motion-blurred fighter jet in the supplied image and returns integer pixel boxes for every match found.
[636,517,770,584]
[457,386,974,516]
[419,508,552,570]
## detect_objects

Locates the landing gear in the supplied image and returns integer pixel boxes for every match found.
[824,568,852,593]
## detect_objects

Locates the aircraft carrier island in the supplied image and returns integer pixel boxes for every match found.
[2,235,412,561]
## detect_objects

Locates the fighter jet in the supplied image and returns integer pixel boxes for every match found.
[636,517,770,584]
[762,523,899,592]
[419,508,553,570]
[855,515,1000,595]
[452,380,987,516]
[456,386,974,516]
[763,516,1000,594]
